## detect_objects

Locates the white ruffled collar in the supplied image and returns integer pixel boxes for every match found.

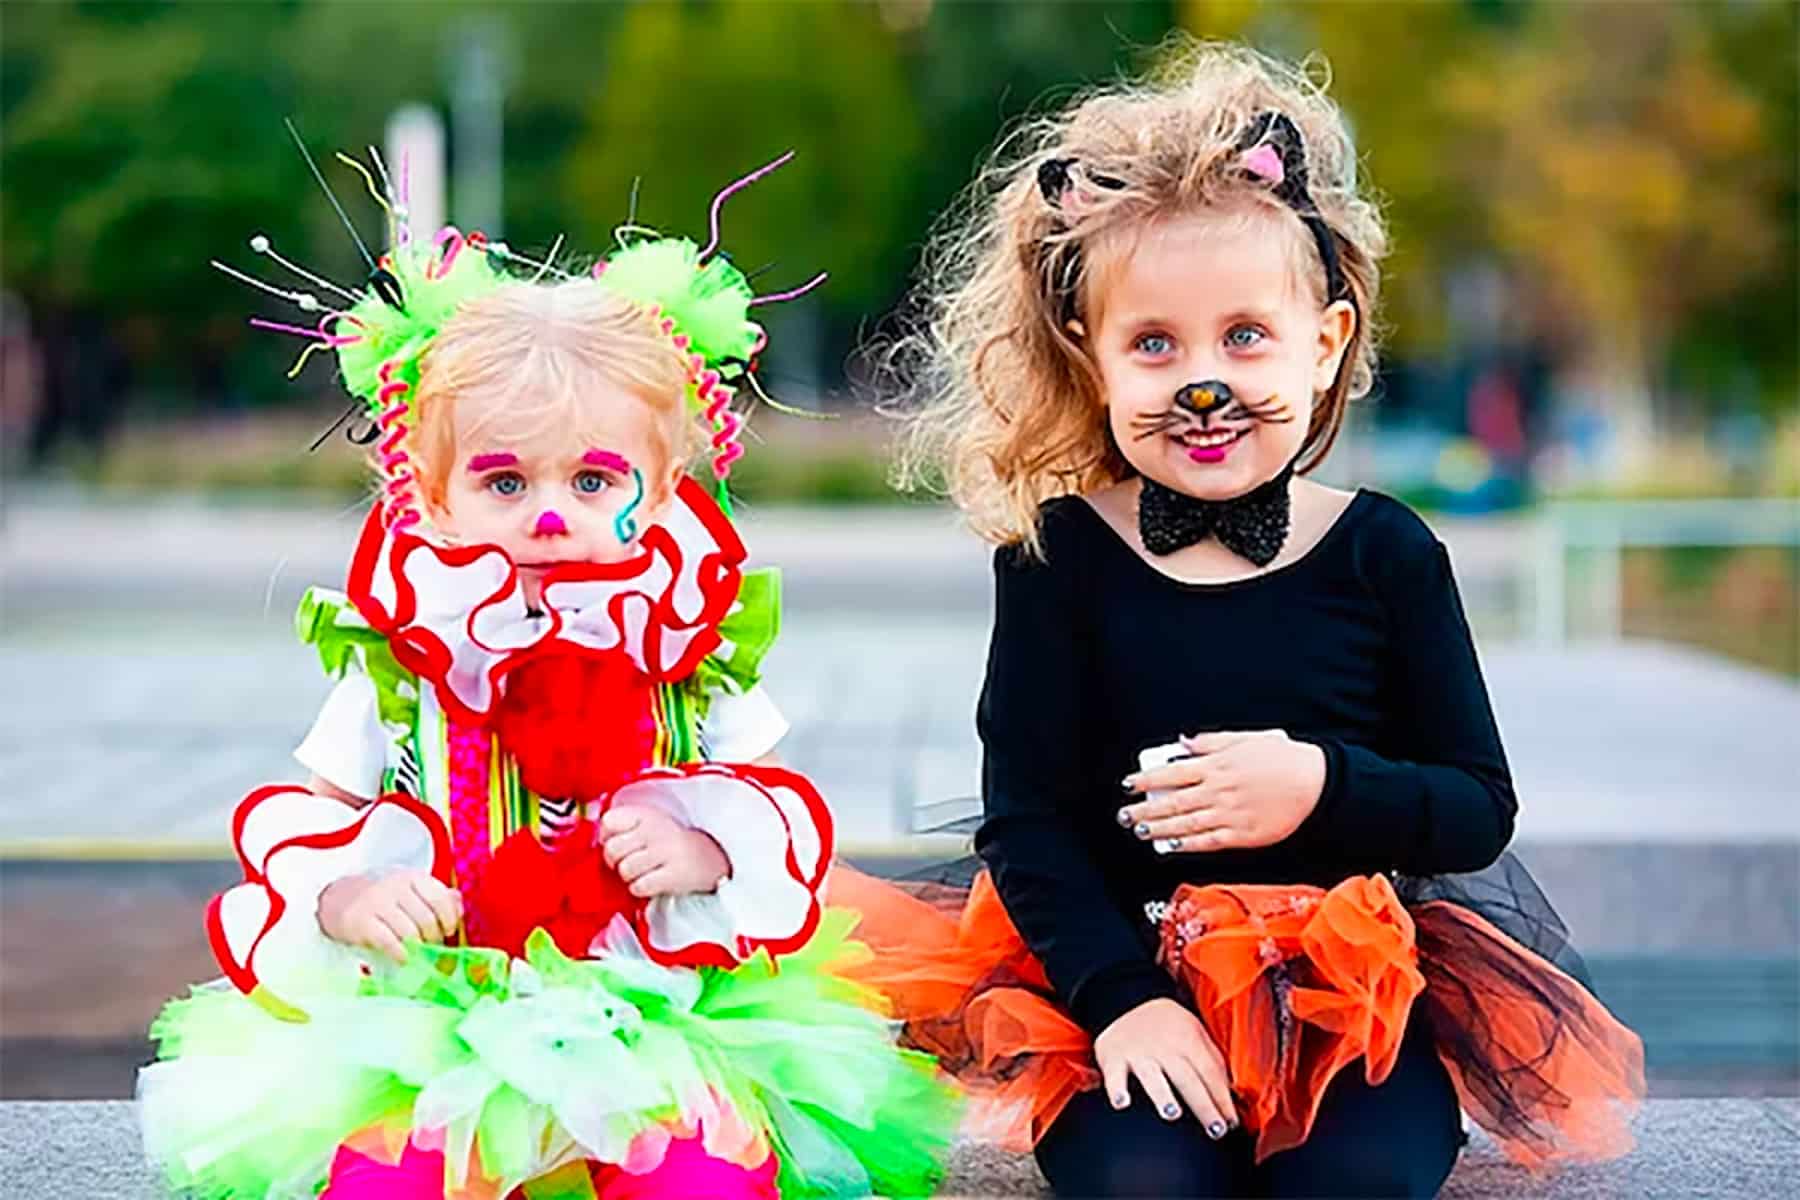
[345,476,746,722]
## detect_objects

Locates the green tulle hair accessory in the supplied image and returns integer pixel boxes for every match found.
[217,141,826,525]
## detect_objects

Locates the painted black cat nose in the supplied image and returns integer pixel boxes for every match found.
[1174,380,1233,416]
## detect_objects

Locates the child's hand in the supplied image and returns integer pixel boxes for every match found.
[1094,998,1239,1138]
[600,806,731,899]
[1118,730,1326,853]
[316,869,463,964]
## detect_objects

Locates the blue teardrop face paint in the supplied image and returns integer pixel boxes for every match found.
[613,468,646,545]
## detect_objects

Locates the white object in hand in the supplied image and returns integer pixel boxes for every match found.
[1138,741,1195,855]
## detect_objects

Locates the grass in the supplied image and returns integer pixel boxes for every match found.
[1621,545,1799,678]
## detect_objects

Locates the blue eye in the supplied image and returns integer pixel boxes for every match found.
[573,471,609,495]
[1134,332,1175,356]
[1226,325,1266,349]
[487,473,525,497]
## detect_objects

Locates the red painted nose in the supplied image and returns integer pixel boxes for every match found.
[533,510,568,537]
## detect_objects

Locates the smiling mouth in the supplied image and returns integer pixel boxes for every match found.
[1173,427,1250,449]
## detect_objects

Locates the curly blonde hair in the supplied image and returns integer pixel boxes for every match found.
[889,39,1389,550]
[407,278,701,513]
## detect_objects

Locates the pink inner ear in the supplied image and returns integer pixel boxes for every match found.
[1242,144,1285,186]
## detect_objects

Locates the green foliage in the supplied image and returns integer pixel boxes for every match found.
[565,0,924,319]
[1,0,1792,451]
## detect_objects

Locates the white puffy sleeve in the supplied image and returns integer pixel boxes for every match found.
[293,671,390,800]
[698,684,789,763]
[206,788,452,1018]
[605,764,834,968]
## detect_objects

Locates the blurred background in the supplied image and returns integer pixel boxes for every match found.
[2,0,1795,1112]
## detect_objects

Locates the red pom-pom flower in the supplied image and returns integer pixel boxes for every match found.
[494,649,657,802]
[470,820,639,960]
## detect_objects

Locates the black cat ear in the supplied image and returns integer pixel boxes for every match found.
[1235,110,1311,201]
[1038,158,1077,205]
[1038,157,1126,208]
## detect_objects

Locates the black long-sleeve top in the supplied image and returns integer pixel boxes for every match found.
[974,491,1517,1038]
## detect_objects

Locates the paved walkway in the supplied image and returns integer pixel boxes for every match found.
[4,492,1796,849]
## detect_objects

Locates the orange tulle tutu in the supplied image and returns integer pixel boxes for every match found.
[828,865,1644,1168]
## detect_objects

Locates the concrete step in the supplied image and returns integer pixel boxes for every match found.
[4,855,1796,1102]
[3,1099,1795,1198]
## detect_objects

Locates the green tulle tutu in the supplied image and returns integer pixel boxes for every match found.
[139,911,959,1198]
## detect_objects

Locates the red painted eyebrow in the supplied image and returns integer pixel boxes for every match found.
[466,452,518,472]
[582,449,632,472]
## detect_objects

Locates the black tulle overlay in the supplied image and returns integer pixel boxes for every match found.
[832,851,1644,1166]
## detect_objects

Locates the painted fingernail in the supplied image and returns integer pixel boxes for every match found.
[1134,823,1151,838]
[1155,838,1178,854]
[1116,808,1134,827]
[1162,1103,1181,1120]
[1120,776,1137,793]
[1208,1120,1227,1139]
[1112,1093,1129,1109]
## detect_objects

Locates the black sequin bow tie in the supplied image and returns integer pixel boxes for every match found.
[1137,466,1295,565]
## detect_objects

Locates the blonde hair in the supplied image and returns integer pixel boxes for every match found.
[406,278,698,511]
[890,39,1389,550]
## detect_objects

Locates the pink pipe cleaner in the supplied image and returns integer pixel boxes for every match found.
[712,418,746,477]
[248,318,359,347]
[748,271,828,307]
[708,390,745,478]
[698,150,796,261]
[376,360,422,531]
[428,227,465,280]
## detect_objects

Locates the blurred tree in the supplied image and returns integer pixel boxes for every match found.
[1432,0,1787,453]
[3,2,306,451]
[567,0,1176,393]
[905,0,1178,238]
[1666,0,1798,418]
[1177,0,1794,454]
[0,1,632,449]
[2,0,1789,466]
[565,0,926,395]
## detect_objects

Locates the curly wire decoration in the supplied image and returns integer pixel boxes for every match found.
[698,150,796,262]
[748,270,827,308]
[693,354,745,479]
[376,359,422,531]
[428,226,466,280]
[648,302,744,480]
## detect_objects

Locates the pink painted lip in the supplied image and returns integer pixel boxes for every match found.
[1182,427,1250,464]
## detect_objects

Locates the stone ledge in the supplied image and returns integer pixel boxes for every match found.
[3,1100,1796,1197]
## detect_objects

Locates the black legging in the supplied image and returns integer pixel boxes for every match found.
[1034,1022,1464,1198]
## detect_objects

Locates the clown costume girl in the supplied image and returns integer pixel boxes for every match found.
[137,147,957,1200]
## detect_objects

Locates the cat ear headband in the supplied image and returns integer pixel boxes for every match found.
[1036,109,1354,336]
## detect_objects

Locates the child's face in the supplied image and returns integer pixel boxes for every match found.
[432,385,682,602]
[1090,210,1355,501]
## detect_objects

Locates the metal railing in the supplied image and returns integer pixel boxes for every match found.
[1532,498,1800,646]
